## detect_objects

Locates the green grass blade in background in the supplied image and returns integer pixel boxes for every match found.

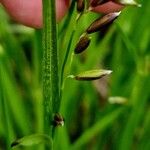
[139,109,150,150]
[71,108,124,149]
[0,47,30,135]
[0,8,31,85]
[32,30,44,134]
[119,74,150,150]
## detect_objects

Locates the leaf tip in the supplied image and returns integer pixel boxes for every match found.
[104,70,113,75]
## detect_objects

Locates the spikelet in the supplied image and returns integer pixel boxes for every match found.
[74,34,91,54]
[86,12,121,34]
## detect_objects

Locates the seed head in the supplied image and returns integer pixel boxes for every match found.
[53,113,64,127]
[75,69,112,81]
[74,34,91,54]
[86,12,121,34]
[77,0,85,12]
[113,0,141,7]
[91,0,109,7]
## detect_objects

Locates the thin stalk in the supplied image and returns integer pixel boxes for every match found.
[42,0,59,138]
[60,31,75,94]
[58,0,76,36]
[60,2,91,95]
[60,11,85,99]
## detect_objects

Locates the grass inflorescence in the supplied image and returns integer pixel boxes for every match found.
[0,0,150,150]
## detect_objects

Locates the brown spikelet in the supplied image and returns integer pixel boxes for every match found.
[113,0,141,7]
[77,0,85,12]
[86,12,121,34]
[53,113,64,127]
[74,34,91,54]
[91,0,109,7]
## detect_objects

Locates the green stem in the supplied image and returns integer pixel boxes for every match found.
[58,0,76,36]
[119,73,150,150]
[42,0,59,138]
[60,31,75,89]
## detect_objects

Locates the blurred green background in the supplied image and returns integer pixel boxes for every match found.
[0,0,150,150]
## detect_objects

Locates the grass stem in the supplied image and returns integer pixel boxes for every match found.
[42,0,59,139]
